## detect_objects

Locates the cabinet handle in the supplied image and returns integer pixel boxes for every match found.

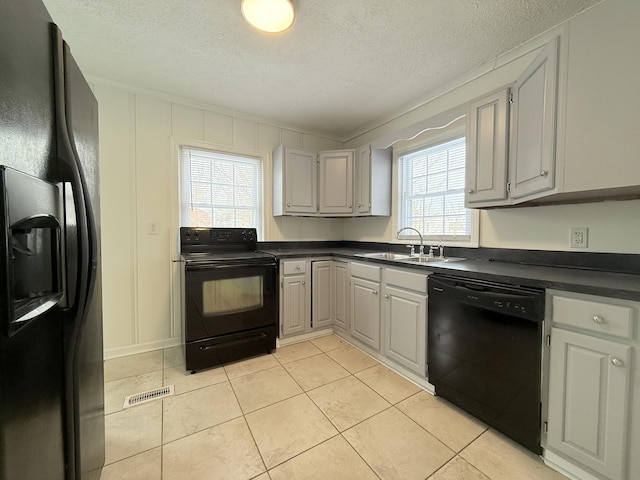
[302,281,306,286]
[592,315,604,324]
[540,170,548,177]
[295,265,301,270]
[384,294,389,299]
[612,358,624,367]
[372,290,378,295]
[467,189,474,194]
[287,203,291,207]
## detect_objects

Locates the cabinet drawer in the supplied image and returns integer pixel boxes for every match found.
[384,268,428,293]
[552,294,635,339]
[350,262,381,282]
[282,260,306,275]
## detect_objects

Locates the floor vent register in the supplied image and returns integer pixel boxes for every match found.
[123,385,174,409]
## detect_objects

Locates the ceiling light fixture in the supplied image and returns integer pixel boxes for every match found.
[241,0,295,33]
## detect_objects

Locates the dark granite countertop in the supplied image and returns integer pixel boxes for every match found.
[258,246,640,301]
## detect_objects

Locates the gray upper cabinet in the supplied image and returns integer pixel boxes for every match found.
[509,36,559,201]
[355,145,392,216]
[465,88,510,207]
[273,145,317,215]
[561,0,640,196]
[465,36,560,208]
[318,149,354,215]
[274,144,391,217]
[467,0,640,207]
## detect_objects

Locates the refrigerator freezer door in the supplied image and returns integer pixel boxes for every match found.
[0,1,67,478]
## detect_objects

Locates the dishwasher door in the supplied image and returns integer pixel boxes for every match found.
[427,274,545,454]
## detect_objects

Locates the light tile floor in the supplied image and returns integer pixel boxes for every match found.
[101,334,568,480]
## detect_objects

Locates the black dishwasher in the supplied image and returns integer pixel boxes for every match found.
[427,274,545,454]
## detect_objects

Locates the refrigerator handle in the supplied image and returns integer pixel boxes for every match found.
[52,24,99,480]
[52,25,94,316]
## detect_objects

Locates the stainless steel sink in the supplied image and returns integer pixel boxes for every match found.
[357,252,411,260]
[400,256,464,263]
[355,252,464,263]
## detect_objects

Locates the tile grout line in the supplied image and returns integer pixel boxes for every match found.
[271,340,392,478]
[225,363,270,476]
[255,340,383,475]
[103,338,411,475]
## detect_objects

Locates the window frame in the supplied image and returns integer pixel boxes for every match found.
[176,140,266,237]
[394,128,479,248]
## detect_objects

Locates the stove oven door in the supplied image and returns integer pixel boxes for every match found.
[184,262,277,343]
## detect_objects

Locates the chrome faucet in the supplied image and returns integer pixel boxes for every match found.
[397,227,424,255]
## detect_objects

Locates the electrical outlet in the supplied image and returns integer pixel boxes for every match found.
[148,221,160,235]
[570,227,588,248]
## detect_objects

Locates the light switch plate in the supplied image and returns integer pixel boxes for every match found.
[148,221,160,235]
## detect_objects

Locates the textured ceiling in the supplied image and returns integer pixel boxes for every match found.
[42,0,599,140]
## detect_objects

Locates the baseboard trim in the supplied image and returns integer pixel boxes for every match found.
[104,337,182,360]
[277,329,334,347]
[543,449,600,480]
[331,329,435,394]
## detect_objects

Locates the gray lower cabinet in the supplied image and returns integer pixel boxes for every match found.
[333,261,349,332]
[349,263,382,350]
[311,261,333,330]
[350,277,381,350]
[381,267,428,376]
[547,328,631,480]
[281,258,343,339]
[280,260,310,337]
[382,285,426,375]
[544,290,639,480]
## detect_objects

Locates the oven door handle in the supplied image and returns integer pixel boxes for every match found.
[186,262,276,271]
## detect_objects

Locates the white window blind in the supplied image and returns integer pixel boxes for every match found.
[398,136,471,241]
[180,146,262,230]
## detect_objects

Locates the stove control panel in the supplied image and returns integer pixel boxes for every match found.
[180,227,257,246]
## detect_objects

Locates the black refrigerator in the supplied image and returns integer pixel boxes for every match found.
[0,0,105,479]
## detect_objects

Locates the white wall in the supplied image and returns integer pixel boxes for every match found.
[97,83,343,356]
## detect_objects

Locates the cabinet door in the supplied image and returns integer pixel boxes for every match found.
[382,285,426,375]
[333,262,349,331]
[318,150,353,214]
[311,261,333,329]
[284,147,317,214]
[465,88,510,206]
[509,37,558,200]
[355,145,371,214]
[350,277,380,350]
[547,328,631,480]
[281,274,308,336]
